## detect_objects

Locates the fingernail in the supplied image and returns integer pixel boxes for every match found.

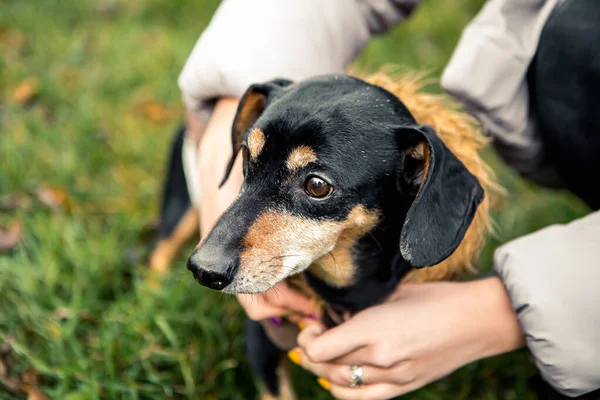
[269,317,282,326]
[317,378,331,391]
[287,350,301,365]
[298,320,307,330]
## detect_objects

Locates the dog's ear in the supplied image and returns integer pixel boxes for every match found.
[396,124,484,268]
[219,78,294,187]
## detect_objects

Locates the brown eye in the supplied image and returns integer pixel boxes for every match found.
[304,176,332,198]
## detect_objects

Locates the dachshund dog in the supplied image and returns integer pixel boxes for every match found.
[151,70,497,399]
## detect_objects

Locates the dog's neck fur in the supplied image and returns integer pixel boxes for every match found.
[298,200,413,327]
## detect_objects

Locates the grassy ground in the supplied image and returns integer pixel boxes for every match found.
[0,0,591,399]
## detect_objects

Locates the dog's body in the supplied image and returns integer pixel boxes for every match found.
[151,71,498,399]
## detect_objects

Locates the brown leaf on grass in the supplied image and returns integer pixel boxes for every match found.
[0,220,21,253]
[36,186,72,212]
[0,341,49,399]
[21,368,50,400]
[0,27,26,50]
[134,100,177,124]
[53,307,71,320]
[12,77,40,104]
[96,0,121,16]
[53,307,95,323]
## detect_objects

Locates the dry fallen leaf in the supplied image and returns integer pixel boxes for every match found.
[0,27,26,51]
[0,340,51,399]
[12,77,40,104]
[0,220,21,253]
[53,307,71,320]
[21,368,50,400]
[96,0,121,16]
[134,100,176,124]
[36,186,72,212]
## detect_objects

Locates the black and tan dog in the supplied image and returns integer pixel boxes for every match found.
[150,71,497,399]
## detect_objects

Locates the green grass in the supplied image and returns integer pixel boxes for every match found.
[0,0,591,399]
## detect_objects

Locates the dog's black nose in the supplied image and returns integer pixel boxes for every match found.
[186,248,236,291]
[188,266,231,290]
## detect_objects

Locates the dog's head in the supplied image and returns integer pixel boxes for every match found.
[187,75,483,293]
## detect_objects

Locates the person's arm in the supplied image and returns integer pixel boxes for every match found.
[179,0,420,320]
[440,1,600,394]
[178,0,419,128]
[440,0,566,188]
[493,210,600,397]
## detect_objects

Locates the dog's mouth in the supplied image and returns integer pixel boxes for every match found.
[188,248,332,294]
[188,206,380,293]
[221,253,322,294]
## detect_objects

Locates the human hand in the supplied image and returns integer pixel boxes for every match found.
[288,277,525,399]
[236,281,318,322]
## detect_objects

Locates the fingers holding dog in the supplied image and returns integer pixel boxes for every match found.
[288,351,419,400]
[236,281,317,321]
[262,282,318,315]
[290,346,416,387]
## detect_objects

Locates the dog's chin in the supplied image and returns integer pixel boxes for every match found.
[222,256,314,294]
[222,279,285,294]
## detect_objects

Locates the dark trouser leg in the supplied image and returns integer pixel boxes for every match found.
[529,0,600,210]
[245,318,299,399]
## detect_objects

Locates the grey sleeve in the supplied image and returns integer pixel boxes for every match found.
[494,210,600,397]
[441,0,566,188]
[177,0,418,122]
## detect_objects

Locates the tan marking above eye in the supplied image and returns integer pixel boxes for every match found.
[286,146,317,170]
[247,128,265,161]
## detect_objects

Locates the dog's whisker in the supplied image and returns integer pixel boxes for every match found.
[271,254,302,259]
[256,254,302,266]
[368,232,383,251]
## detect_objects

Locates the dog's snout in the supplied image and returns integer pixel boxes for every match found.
[187,248,237,291]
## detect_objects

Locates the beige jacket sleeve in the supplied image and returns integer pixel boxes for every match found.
[178,0,600,396]
[494,210,600,397]
[177,0,418,122]
[441,0,566,188]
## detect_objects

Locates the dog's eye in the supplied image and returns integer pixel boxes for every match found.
[304,176,332,198]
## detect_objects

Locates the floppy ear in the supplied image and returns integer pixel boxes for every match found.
[397,124,484,268]
[219,78,293,187]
